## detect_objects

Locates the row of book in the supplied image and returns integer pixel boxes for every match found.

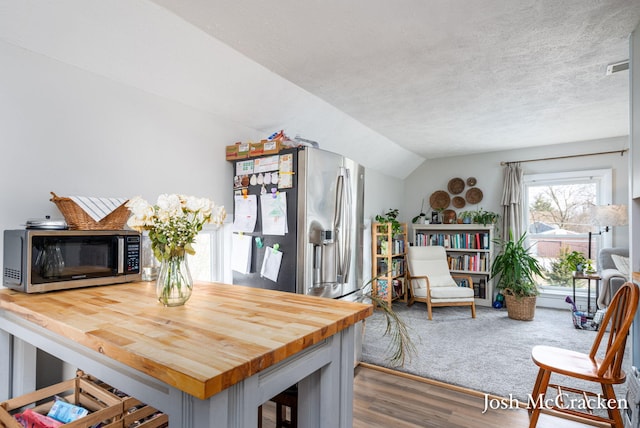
[414,232,490,250]
[375,278,405,300]
[377,259,405,277]
[447,253,489,272]
[455,278,488,299]
[378,238,406,255]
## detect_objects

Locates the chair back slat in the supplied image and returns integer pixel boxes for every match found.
[588,282,639,379]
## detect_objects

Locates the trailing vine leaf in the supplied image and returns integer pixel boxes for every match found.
[359,276,416,367]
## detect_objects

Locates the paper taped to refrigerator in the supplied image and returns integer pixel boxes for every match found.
[260,192,288,235]
[260,246,283,282]
[231,233,252,274]
[233,194,257,233]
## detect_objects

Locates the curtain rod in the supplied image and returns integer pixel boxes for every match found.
[500,149,628,166]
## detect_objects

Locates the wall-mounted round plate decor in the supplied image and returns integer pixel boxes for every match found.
[429,190,451,210]
[447,177,465,195]
[465,187,483,204]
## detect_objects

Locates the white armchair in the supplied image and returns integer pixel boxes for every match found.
[597,247,629,308]
[406,246,476,320]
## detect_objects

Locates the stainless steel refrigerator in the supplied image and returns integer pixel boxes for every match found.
[231,146,364,301]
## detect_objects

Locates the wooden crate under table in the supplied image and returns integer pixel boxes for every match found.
[0,377,123,428]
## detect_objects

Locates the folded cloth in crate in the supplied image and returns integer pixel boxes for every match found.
[69,196,127,222]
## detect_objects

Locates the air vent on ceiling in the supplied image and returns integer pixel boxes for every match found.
[606,60,629,75]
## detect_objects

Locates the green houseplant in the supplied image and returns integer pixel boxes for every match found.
[472,208,500,226]
[458,211,475,224]
[375,208,403,236]
[490,231,545,320]
[565,250,588,273]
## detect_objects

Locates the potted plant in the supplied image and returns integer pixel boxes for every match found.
[472,208,500,226]
[458,211,475,224]
[375,208,403,236]
[411,199,427,224]
[490,231,545,321]
[565,250,588,274]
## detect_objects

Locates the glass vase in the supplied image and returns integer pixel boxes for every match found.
[156,253,193,307]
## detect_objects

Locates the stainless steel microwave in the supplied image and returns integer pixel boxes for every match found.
[3,229,141,293]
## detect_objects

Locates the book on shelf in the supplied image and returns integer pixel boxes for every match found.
[376,279,389,299]
[446,253,488,272]
[472,278,487,299]
[414,232,490,250]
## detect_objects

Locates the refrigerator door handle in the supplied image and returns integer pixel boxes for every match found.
[333,171,344,281]
[334,167,352,283]
[342,168,352,282]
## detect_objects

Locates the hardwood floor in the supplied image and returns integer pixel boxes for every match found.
[353,364,604,428]
[260,363,605,427]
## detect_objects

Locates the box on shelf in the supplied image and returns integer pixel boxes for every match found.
[0,377,123,428]
[249,142,264,157]
[225,142,250,160]
[262,139,280,155]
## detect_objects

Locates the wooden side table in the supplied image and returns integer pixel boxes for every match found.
[572,273,601,315]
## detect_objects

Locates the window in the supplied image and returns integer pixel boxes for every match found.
[523,169,612,290]
[141,225,226,283]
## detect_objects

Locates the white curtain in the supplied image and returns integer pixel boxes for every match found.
[500,162,523,241]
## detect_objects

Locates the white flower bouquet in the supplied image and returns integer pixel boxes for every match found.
[126,194,226,261]
[126,194,226,306]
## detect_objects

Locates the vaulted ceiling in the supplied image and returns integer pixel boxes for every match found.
[152,0,640,160]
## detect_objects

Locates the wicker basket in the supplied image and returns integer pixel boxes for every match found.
[50,192,130,230]
[503,293,536,321]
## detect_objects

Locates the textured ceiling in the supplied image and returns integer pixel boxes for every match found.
[151,0,640,160]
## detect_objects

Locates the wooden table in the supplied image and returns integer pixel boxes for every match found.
[0,281,372,427]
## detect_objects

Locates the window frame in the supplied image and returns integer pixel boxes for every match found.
[523,168,613,291]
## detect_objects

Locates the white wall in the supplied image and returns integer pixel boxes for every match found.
[403,136,630,249]
[0,1,411,267]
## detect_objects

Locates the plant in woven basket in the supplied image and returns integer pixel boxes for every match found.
[490,231,545,320]
[126,194,226,306]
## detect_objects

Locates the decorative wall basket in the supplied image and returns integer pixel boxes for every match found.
[447,178,465,195]
[452,196,466,209]
[465,187,483,204]
[442,209,456,224]
[429,190,450,210]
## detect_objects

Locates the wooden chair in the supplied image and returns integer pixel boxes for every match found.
[528,281,639,428]
[406,246,476,320]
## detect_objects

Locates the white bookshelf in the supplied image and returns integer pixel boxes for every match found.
[411,223,494,307]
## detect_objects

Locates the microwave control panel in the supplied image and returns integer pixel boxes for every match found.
[126,235,141,273]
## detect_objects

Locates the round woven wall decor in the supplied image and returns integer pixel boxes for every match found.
[465,187,483,204]
[447,177,465,195]
[452,196,466,209]
[429,190,450,210]
[442,209,456,224]
[467,177,477,186]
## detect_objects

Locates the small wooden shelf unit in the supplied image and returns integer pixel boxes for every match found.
[371,222,408,307]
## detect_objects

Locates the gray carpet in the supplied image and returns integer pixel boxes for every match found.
[361,303,632,402]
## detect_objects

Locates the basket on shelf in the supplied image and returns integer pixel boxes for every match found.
[50,192,130,230]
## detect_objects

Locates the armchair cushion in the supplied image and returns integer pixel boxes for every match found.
[597,247,629,307]
[611,254,630,276]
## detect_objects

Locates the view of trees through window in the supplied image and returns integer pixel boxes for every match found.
[525,175,602,290]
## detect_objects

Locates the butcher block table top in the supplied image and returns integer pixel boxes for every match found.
[0,281,372,400]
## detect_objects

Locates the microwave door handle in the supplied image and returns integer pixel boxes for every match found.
[117,237,124,274]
